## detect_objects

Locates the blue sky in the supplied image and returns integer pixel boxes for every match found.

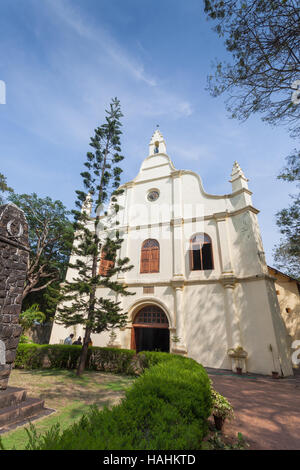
[0,0,296,264]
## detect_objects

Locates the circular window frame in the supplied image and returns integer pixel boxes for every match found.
[147,189,160,203]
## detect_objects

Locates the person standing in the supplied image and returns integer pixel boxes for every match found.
[73,336,82,345]
[64,333,74,345]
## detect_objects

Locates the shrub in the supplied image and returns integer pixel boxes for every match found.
[24,355,212,450]
[136,350,186,371]
[15,343,135,374]
[211,387,234,421]
[19,304,46,330]
[88,347,136,374]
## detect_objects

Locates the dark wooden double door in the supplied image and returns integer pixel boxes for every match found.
[131,305,170,353]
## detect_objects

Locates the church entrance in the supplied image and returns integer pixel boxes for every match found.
[131,305,170,353]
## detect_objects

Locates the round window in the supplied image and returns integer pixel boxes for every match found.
[147,190,160,202]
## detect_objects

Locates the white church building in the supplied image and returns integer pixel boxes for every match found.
[50,129,293,377]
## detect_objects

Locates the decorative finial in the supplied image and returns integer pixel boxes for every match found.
[148,128,167,156]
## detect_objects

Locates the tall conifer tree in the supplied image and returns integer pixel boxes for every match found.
[56,98,133,376]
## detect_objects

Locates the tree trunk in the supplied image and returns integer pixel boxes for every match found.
[76,250,98,376]
[76,325,92,376]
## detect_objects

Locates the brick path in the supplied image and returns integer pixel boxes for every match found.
[207,368,300,450]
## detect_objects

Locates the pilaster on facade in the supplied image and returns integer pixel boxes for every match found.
[117,226,129,282]
[170,281,187,354]
[214,212,234,275]
[220,273,245,370]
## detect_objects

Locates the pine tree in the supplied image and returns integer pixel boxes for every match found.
[56,98,134,376]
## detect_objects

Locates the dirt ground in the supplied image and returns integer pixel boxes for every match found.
[208,368,300,450]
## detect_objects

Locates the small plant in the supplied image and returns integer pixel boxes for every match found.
[210,382,234,431]
[211,388,234,420]
[19,334,32,344]
[19,304,46,330]
[109,329,117,341]
[108,329,117,345]
[203,431,249,450]
[171,335,180,344]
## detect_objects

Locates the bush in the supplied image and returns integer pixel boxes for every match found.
[88,347,136,374]
[19,334,33,344]
[24,355,212,450]
[15,343,136,374]
[211,387,234,420]
[136,350,186,370]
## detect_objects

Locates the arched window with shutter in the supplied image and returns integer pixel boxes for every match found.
[99,250,115,276]
[140,239,160,273]
[190,233,213,271]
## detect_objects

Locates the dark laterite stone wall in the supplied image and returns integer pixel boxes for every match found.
[0,203,29,390]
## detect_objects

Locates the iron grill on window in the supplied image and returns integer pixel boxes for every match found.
[134,306,168,325]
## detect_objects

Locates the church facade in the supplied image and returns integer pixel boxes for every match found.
[50,130,293,376]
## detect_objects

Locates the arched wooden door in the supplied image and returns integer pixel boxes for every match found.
[131,305,170,353]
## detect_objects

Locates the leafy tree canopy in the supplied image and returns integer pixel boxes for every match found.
[274,150,300,278]
[8,192,74,300]
[204,0,300,136]
[0,173,13,204]
[20,304,46,330]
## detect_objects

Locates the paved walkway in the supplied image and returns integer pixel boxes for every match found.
[207,368,300,450]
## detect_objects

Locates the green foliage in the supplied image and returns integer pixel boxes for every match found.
[23,355,212,450]
[211,387,234,420]
[22,281,63,323]
[15,343,136,373]
[274,150,300,279]
[0,173,13,204]
[202,431,249,450]
[19,334,33,344]
[137,350,186,370]
[19,304,46,330]
[56,98,134,375]
[8,192,74,304]
[204,1,300,137]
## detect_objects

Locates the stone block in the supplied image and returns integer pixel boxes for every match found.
[6,337,20,349]
[5,350,16,364]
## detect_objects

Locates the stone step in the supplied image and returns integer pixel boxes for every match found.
[0,397,45,428]
[0,387,27,409]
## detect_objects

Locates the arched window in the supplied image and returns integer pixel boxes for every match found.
[99,249,115,276]
[140,239,160,273]
[190,233,213,271]
[134,306,168,326]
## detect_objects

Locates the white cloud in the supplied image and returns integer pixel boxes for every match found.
[43,0,192,118]
[44,0,157,88]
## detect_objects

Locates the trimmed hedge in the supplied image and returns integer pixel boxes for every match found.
[15,344,136,375]
[24,355,212,450]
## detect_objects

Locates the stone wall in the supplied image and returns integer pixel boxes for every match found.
[27,323,53,344]
[0,203,29,389]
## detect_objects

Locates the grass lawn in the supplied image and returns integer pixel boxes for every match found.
[0,368,135,450]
